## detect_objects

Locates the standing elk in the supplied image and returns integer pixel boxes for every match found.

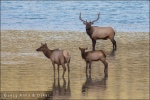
[79,47,108,75]
[79,12,117,51]
[36,43,71,77]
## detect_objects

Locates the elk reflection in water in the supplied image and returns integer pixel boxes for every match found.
[52,76,71,99]
[42,75,71,100]
[82,73,108,94]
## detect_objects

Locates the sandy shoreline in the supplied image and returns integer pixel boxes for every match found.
[1,29,149,59]
[1,30,149,65]
[1,30,149,41]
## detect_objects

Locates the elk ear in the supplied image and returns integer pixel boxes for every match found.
[79,47,81,50]
[44,43,47,46]
[41,43,43,45]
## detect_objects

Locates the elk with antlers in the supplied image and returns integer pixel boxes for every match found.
[79,12,117,51]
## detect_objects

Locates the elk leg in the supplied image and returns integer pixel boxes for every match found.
[57,65,60,77]
[113,39,117,50]
[62,77,66,88]
[52,62,56,77]
[62,64,66,77]
[89,62,92,75]
[86,62,89,76]
[67,62,70,77]
[102,61,108,75]
[92,39,96,51]
[110,39,116,50]
[67,60,70,73]
[86,62,89,73]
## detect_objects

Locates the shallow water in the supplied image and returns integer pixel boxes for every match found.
[1,30,149,99]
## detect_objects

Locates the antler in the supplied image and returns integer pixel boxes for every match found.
[79,12,86,22]
[91,12,100,23]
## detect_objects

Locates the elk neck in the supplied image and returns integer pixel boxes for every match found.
[42,48,52,59]
[86,26,93,36]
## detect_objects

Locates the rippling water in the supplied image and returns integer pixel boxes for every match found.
[1,1,149,32]
[1,30,149,99]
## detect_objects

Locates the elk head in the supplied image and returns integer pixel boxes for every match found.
[36,43,48,51]
[79,47,88,53]
[79,12,100,29]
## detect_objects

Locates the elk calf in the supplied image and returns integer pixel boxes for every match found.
[79,47,108,75]
[36,43,71,77]
[79,12,117,51]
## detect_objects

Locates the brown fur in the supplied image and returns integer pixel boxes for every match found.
[63,50,71,63]
[36,43,71,77]
[79,47,108,75]
[79,12,117,51]
[99,50,106,58]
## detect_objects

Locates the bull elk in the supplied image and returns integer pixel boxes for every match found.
[36,43,71,77]
[79,12,117,51]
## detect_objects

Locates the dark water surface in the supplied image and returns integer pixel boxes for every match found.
[1,30,149,99]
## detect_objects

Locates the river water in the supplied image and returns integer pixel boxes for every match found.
[1,1,149,32]
[1,30,149,99]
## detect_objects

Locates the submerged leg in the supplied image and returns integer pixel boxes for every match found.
[92,39,96,51]
[62,64,66,77]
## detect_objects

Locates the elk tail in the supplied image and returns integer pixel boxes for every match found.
[114,30,116,36]
[63,50,71,62]
[114,31,116,36]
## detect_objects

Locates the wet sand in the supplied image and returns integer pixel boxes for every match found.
[1,30,149,99]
